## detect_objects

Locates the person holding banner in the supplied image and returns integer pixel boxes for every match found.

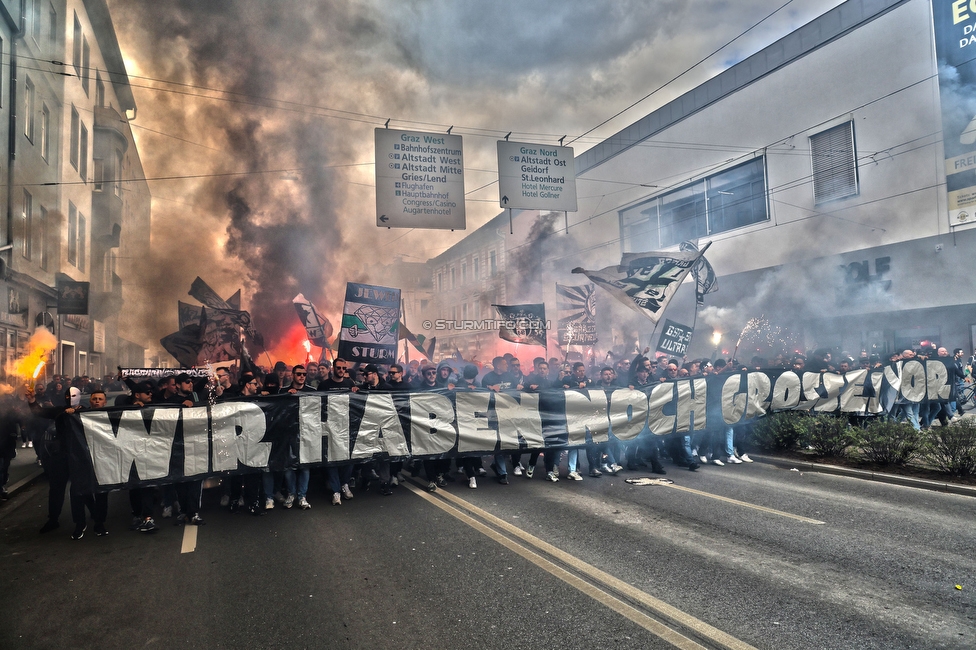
[27,386,112,539]
[284,365,315,509]
[319,359,357,506]
[561,363,600,480]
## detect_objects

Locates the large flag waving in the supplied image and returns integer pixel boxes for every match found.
[678,240,717,306]
[572,243,708,324]
[293,293,334,349]
[493,303,547,347]
[555,283,598,346]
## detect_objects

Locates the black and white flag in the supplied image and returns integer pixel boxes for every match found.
[555,284,598,346]
[572,244,707,324]
[493,303,547,347]
[679,240,717,306]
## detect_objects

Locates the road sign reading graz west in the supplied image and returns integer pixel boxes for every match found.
[375,128,466,230]
[497,140,577,212]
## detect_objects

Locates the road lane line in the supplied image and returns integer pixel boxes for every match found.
[424,484,757,650]
[404,482,707,650]
[660,484,825,525]
[181,524,197,554]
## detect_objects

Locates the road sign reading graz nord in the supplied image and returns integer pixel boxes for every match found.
[375,128,466,230]
[497,140,577,212]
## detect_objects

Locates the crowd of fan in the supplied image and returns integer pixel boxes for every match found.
[2,341,971,541]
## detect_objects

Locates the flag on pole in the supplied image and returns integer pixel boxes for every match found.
[338,283,400,363]
[399,321,436,359]
[572,244,708,324]
[555,283,598,346]
[678,240,717,306]
[160,324,203,368]
[293,293,334,348]
[492,303,547,347]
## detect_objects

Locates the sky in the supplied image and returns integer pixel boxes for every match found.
[104,0,844,361]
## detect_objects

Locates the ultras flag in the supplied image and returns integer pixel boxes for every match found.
[572,243,709,324]
[293,293,334,349]
[492,303,547,347]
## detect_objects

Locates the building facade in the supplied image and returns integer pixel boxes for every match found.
[0,0,150,382]
[445,0,971,364]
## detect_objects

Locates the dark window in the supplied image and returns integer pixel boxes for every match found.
[811,121,858,204]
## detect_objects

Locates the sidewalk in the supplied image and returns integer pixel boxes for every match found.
[752,454,976,498]
[2,445,45,498]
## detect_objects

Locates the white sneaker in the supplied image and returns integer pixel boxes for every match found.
[699,455,708,464]
[712,458,725,466]
[513,464,523,476]
[20,442,26,448]
[600,464,613,474]
[162,506,173,518]
[727,456,743,464]
[283,494,295,509]
[27,441,32,448]
[265,497,275,510]
[298,497,311,509]
[545,471,559,482]
[332,492,342,505]
[468,477,477,489]
[611,464,624,473]
[391,476,398,487]
[341,484,354,500]
[567,471,583,481]
[739,454,754,463]
[219,495,230,507]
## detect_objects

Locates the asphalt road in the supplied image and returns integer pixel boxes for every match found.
[1,459,973,649]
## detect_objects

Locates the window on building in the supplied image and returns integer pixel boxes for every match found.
[93,159,103,191]
[95,71,104,107]
[78,213,86,272]
[81,36,90,95]
[80,123,88,182]
[450,266,456,289]
[40,103,49,161]
[437,272,443,292]
[32,0,41,42]
[114,150,123,196]
[473,256,480,279]
[68,202,77,266]
[810,121,858,204]
[22,191,32,260]
[72,13,81,76]
[462,303,468,319]
[489,251,497,276]
[69,107,79,169]
[474,301,481,320]
[38,206,47,270]
[461,262,466,284]
[24,76,34,141]
[619,157,768,251]
[49,5,57,49]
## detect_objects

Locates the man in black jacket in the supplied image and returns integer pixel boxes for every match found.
[27,386,112,538]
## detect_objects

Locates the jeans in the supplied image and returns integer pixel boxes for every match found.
[327,465,353,494]
[712,426,734,458]
[285,468,310,498]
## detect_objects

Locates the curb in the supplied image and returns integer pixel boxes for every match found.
[752,455,976,498]
[3,467,45,500]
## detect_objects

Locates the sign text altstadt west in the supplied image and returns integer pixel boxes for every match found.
[375,128,465,230]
